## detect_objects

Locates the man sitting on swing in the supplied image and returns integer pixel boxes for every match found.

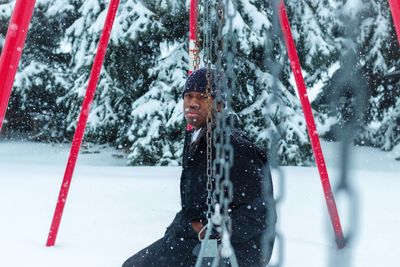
[122,67,276,267]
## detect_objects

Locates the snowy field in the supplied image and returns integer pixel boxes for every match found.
[0,140,399,267]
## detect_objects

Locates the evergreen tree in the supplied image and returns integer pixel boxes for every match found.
[1,0,75,140]
[124,0,188,165]
[1,0,400,165]
[304,1,400,151]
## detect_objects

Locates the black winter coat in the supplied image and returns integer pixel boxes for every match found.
[122,128,276,267]
[166,128,277,266]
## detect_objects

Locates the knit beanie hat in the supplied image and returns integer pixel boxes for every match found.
[182,67,219,99]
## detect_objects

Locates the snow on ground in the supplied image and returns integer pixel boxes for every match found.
[0,140,399,267]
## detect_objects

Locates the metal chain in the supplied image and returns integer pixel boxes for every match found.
[195,1,239,266]
[204,0,214,226]
[210,0,238,266]
[261,1,286,267]
[201,0,212,68]
[194,2,216,267]
[211,0,225,230]
[217,0,237,262]
[192,0,201,71]
[209,0,225,264]
[328,5,366,267]
[192,40,201,71]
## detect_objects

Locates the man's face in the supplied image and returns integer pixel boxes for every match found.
[183,91,212,130]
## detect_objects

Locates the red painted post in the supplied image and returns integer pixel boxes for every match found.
[388,0,400,44]
[187,0,199,131]
[0,0,36,132]
[46,0,120,247]
[189,0,199,75]
[278,1,345,248]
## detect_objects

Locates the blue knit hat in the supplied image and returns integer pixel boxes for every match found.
[183,67,220,99]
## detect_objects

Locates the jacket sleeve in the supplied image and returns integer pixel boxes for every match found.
[228,147,277,244]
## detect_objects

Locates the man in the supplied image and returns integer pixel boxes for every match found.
[122,68,276,267]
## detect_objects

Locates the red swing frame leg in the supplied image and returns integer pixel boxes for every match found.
[189,0,199,75]
[46,0,121,247]
[187,0,199,131]
[278,1,345,248]
[0,0,36,132]
[389,0,400,45]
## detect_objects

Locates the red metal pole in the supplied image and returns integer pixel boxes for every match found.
[389,0,400,45]
[187,0,199,131]
[189,0,199,75]
[278,1,345,249]
[0,0,36,132]
[46,0,120,247]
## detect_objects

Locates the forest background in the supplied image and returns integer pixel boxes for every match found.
[1,0,399,166]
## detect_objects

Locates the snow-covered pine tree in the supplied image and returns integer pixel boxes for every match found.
[57,0,124,143]
[124,0,314,165]
[2,0,400,165]
[301,0,400,151]
[355,0,400,150]
[0,0,347,165]
[49,0,162,146]
[225,0,312,165]
[122,0,188,165]
[1,0,74,140]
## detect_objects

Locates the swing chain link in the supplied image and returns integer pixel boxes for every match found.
[264,1,286,266]
[194,1,239,266]
[211,0,238,265]
[220,0,237,235]
[328,6,366,267]
[211,0,225,230]
[193,40,201,72]
[193,0,201,73]
[204,0,214,225]
[194,2,219,267]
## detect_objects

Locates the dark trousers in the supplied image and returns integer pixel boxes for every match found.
[122,235,272,267]
[122,236,199,267]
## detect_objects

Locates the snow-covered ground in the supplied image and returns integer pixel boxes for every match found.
[0,140,399,267]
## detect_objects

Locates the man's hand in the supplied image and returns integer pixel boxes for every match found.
[191,221,205,239]
[191,221,203,232]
